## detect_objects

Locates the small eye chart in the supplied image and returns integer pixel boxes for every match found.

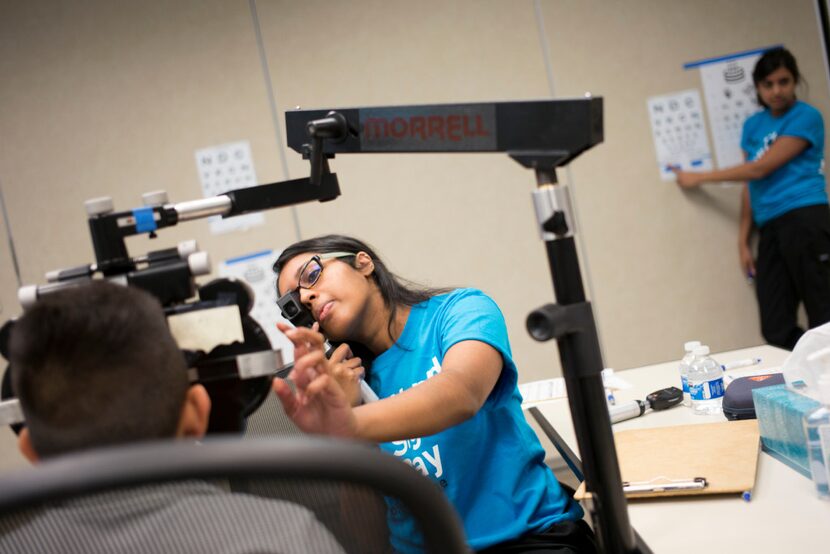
[218,249,295,363]
[647,89,713,181]
[685,47,771,169]
[195,140,265,235]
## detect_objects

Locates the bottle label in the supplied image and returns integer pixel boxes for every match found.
[681,375,689,393]
[689,377,724,401]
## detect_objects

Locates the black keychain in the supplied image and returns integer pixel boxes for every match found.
[646,386,683,411]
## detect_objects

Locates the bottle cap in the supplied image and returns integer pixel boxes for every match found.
[684,341,701,352]
[693,345,709,356]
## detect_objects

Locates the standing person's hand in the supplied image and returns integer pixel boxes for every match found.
[673,168,704,188]
[273,349,358,438]
[739,242,756,282]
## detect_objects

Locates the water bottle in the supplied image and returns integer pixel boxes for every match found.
[679,340,701,407]
[687,345,724,415]
[804,373,830,500]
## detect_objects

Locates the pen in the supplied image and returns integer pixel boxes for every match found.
[721,357,763,371]
[606,390,616,406]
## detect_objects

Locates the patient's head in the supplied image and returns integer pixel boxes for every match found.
[10,281,209,461]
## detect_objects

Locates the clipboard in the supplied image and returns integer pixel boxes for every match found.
[575,419,760,499]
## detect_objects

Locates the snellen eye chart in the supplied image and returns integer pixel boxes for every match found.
[195,140,265,234]
[647,89,713,182]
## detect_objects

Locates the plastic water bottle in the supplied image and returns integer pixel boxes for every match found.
[687,345,724,415]
[804,374,830,500]
[679,341,701,407]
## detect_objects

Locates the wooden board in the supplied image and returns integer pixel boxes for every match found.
[576,419,760,499]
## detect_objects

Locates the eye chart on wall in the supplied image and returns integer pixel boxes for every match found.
[647,89,713,181]
[685,46,777,169]
[218,249,296,363]
[195,140,265,234]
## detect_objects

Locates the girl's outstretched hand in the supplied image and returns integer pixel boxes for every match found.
[277,322,325,360]
[276,322,364,405]
[272,349,358,438]
[673,167,703,188]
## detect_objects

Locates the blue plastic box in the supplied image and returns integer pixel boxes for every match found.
[752,384,821,478]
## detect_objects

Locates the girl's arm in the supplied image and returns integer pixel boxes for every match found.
[352,340,503,442]
[738,184,756,279]
[273,332,503,442]
[674,136,809,187]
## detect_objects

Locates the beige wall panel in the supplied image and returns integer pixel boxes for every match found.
[0,0,297,299]
[539,0,830,369]
[0,199,27,472]
[2,0,828,393]
[0,201,19,324]
[258,0,568,380]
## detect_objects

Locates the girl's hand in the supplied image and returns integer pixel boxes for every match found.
[739,242,756,281]
[272,349,358,438]
[277,322,325,360]
[673,168,703,188]
[328,343,365,407]
[277,323,364,405]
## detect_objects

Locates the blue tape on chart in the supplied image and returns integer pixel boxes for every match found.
[133,207,157,233]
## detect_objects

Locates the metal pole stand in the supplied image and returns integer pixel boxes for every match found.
[522,164,650,554]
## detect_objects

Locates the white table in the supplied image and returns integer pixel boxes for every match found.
[532,345,830,553]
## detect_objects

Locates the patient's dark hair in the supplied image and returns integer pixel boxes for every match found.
[10,281,188,458]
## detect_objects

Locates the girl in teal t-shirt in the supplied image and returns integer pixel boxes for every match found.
[271,234,596,553]
[675,47,830,349]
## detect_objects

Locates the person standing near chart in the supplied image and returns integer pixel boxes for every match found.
[271,234,596,554]
[674,47,830,350]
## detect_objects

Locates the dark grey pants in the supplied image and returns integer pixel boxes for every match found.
[756,203,830,349]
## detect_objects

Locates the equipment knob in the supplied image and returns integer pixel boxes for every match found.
[177,240,198,259]
[187,251,211,276]
[84,197,114,216]
[142,190,169,207]
[17,285,38,310]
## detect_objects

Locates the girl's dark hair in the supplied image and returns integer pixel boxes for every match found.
[274,234,451,350]
[753,47,802,108]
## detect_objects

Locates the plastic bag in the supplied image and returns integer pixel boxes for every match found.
[781,321,830,400]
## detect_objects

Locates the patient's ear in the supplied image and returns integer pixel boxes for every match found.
[17,427,38,464]
[176,384,211,440]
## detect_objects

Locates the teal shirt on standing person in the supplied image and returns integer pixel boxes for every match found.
[740,100,828,226]
[368,288,583,553]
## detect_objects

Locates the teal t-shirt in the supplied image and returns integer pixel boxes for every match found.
[740,100,827,226]
[369,288,583,553]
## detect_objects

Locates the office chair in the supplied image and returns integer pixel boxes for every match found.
[0,436,469,554]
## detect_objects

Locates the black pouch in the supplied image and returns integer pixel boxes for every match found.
[722,373,785,420]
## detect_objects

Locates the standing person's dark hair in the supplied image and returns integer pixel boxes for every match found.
[10,281,189,458]
[753,47,802,108]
